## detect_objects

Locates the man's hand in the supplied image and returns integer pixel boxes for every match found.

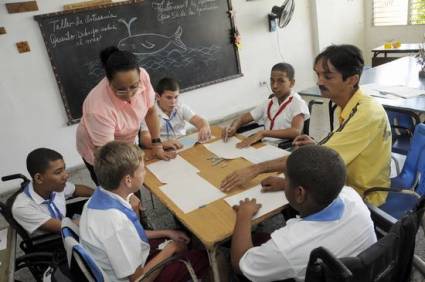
[220,166,257,192]
[233,198,262,219]
[152,145,176,161]
[165,230,191,244]
[292,135,316,147]
[162,139,183,150]
[198,126,212,143]
[236,131,263,148]
[261,176,287,192]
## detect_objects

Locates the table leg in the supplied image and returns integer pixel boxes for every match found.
[207,245,220,282]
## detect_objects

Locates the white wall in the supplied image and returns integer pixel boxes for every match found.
[311,0,366,56]
[364,0,425,64]
[0,0,316,192]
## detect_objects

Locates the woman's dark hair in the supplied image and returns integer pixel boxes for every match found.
[99,46,139,80]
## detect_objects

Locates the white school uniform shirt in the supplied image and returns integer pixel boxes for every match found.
[140,102,195,139]
[250,91,310,143]
[12,182,75,236]
[239,186,377,282]
[79,188,150,282]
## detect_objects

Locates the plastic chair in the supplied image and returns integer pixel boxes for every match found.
[363,124,425,220]
[61,218,108,282]
[305,196,425,282]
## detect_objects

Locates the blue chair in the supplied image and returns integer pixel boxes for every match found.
[390,123,425,189]
[61,218,108,282]
[363,124,425,221]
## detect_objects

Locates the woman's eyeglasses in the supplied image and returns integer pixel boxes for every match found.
[112,80,143,96]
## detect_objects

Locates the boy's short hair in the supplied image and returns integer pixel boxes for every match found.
[156,77,180,96]
[271,63,295,80]
[286,145,346,208]
[26,148,63,178]
[94,142,144,191]
[314,44,364,87]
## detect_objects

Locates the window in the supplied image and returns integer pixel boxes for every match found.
[373,0,425,26]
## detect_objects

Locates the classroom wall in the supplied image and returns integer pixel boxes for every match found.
[311,0,366,56]
[0,0,316,192]
[364,0,425,65]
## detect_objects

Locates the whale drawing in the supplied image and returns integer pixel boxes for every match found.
[117,17,187,55]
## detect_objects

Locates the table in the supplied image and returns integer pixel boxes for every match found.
[299,56,425,116]
[0,228,16,282]
[372,43,421,67]
[143,127,284,282]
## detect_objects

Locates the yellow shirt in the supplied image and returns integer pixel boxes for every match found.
[321,89,391,206]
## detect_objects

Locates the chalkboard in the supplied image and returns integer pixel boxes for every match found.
[34,0,242,124]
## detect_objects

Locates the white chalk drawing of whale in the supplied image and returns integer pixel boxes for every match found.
[117,17,187,55]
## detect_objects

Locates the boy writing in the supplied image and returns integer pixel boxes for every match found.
[223,63,309,147]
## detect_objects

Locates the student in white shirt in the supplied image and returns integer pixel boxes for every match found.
[223,63,310,147]
[231,145,377,282]
[79,141,209,282]
[140,77,211,150]
[12,148,93,236]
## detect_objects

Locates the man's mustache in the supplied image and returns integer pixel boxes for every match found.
[319,85,328,92]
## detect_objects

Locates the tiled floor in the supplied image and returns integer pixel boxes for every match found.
[6,99,425,281]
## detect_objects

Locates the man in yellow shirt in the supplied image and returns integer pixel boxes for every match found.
[220,44,391,206]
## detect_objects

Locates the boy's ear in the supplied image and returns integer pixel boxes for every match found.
[295,186,307,204]
[155,93,161,100]
[33,173,43,184]
[290,79,295,88]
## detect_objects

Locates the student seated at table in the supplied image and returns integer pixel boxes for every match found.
[231,145,377,281]
[79,141,209,282]
[12,148,93,236]
[222,62,310,148]
[140,77,211,150]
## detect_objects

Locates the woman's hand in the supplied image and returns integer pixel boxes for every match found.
[152,145,176,160]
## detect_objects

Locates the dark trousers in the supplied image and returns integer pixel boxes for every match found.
[82,158,99,186]
[147,239,210,282]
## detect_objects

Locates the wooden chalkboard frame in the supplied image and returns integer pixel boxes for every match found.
[34,0,242,125]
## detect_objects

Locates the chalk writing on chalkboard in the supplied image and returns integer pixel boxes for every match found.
[35,0,242,124]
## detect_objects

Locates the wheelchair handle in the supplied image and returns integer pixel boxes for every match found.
[1,174,29,182]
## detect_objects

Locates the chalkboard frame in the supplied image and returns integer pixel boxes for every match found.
[34,0,242,125]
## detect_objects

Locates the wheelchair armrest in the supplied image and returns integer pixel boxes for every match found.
[136,254,185,281]
[24,233,62,248]
[363,187,421,199]
[277,139,293,150]
[1,174,29,183]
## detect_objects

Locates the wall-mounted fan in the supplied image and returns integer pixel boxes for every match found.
[268,0,295,32]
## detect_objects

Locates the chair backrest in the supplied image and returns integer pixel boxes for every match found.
[61,219,108,282]
[385,107,420,138]
[1,174,33,244]
[305,196,425,282]
[395,123,425,189]
[415,149,425,196]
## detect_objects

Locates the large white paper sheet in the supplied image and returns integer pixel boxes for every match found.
[203,137,257,159]
[241,145,290,164]
[161,175,226,213]
[225,184,288,219]
[147,155,199,183]
[362,83,425,99]
[177,133,216,152]
[0,228,7,250]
